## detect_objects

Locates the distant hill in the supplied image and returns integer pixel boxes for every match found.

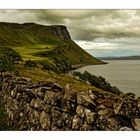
[99,56,140,60]
[0,22,104,72]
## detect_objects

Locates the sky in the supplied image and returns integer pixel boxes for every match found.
[0,9,140,57]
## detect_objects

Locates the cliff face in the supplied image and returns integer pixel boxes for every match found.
[47,25,71,40]
[1,73,140,131]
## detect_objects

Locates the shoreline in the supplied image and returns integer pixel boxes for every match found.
[71,61,108,71]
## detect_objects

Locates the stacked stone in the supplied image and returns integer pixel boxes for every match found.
[1,74,140,131]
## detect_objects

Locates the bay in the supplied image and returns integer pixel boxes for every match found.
[76,60,140,96]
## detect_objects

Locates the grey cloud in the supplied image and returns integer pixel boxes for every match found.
[0,10,140,41]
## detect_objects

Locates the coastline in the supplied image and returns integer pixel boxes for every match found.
[71,61,108,71]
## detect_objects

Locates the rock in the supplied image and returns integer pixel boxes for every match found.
[97,116,121,130]
[89,93,97,101]
[44,104,52,113]
[44,91,55,105]
[72,114,84,130]
[77,92,96,110]
[28,109,40,124]
[61,112,73,128]
[119,127,133,131]
[98,108,114,116]
[44,91,63,106]
[96,99,114,108]
[132,118,140,131]
[81,121,93,130]
[62,99,76,113]
[39,111,51,130]
[76,105,85,118]
[63,85,77,102]
[34,88,45,99]
[137,97,140,111]
[125,92,135,99]
[52,117,65,128]
[85,109,96,124]
[52,83,63,92]
[51,107,62,118]
[11,89,16,98]
[112,114,132,127]
[95,105,106,112]
[30,98,45,110]
[15,77,32,84]
[113,95,139,118]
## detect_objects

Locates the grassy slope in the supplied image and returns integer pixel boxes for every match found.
[19,67,109,93]
[0,22,107,93]
[0,23,103,72]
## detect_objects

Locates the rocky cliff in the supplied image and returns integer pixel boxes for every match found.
[0,72,140,131]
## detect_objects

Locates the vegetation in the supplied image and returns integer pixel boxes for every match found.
[0,102,14,130]
[0,46,21,72]
[72,71,121,94]
[0,22,103,72]
[24,59,37,69]
[0,22,117,130]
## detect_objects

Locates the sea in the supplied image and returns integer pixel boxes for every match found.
[76,60,140,97]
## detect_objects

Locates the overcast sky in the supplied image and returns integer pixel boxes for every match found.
[0,9,140,57]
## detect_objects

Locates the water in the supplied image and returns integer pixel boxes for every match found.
[76,60,140,96]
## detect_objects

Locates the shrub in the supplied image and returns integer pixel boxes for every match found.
[72,71,121,94]
[0,46,21,72]
[24,59,37,69]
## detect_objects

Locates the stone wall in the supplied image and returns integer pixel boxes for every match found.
[0,73,140,131]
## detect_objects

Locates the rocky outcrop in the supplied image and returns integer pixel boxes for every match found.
[47,25,71,40]
[0,73,140,130]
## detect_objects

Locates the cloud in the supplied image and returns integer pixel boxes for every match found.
[0,10,140,57]
[1,10,140,40]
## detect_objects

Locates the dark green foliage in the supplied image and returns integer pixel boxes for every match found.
[73,71,121,94]
[0,102,13,130]
[0,46,21,72]
[24,59,37,69]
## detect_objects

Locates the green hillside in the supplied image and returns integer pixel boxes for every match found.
[0,22,103,72]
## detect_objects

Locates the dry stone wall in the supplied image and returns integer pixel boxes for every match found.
[1,73,140,131]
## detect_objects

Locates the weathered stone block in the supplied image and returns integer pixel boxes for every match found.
[39,111,51,130]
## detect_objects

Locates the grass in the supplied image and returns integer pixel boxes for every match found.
[13,44,55,61]
[0,22,103,72]
[19,67,108,93]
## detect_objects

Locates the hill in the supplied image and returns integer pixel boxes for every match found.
[99,56,140,60]
[0,22,103,72]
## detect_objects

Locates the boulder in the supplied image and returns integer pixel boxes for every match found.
[72,114,84,130]
[81,121,93,130]
[39,111,51,130]
[30,98,45,110]
[63,85,77,102]
[97,115,121,130]
[76,105,85,118]
[96,99,114,108]
[119,127,133,131]
[77,92,96,110]
[61,112,73,128]
[61,99,76,113]
[137,97,140,111]
[113,95,139,118]
[95,105,106,112]
[44,91,56,105]
[132,118,140,131]
[98,108,114,116]
[85,108,97,124]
